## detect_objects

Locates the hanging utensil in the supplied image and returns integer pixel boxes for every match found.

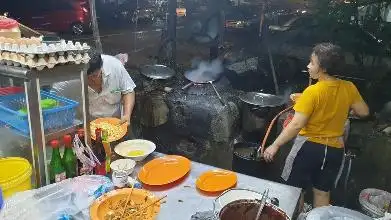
[181,82,195,90]
[209,81,225,105]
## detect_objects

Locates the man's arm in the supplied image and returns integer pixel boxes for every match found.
[117,59,136,124]
[121,91,135,124]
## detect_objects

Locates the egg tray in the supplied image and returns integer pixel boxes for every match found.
[0,37,90,54]
[0,51,90,70]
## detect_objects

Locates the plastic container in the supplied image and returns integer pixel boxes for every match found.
[0,157,32,198]
[306,206,372,220]
[0,91,79,135]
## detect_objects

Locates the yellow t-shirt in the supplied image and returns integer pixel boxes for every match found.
[293,79,364,148]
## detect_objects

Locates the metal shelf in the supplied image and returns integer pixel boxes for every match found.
[2,120,82,140]
[45,120,83,140]
[0,64,91,187]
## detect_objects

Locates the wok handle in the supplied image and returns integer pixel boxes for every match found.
[182,82,194,90]
[209,82,225,105]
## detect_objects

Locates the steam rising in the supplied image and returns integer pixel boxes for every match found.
[185,58,224,83]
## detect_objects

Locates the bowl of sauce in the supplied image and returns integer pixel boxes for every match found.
[218,199,290,220]
[114,139,156,161]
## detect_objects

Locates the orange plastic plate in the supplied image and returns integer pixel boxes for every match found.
[90,117,127,142]
[138,155,191,186]
[196,170,237,193]
[90,188,161,220]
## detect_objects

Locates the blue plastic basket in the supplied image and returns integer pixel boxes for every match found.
[0,91,79,135]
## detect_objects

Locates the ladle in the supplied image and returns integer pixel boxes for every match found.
[255,189,269,220]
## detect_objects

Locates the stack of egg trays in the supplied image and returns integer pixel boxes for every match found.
[0,39,91,70]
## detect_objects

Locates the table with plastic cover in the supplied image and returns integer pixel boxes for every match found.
[130,152,302,219]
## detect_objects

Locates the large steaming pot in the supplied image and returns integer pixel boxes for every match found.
[239,92,285,142]
[213,189,290,220]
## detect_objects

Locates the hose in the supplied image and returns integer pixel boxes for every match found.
[257,105,293,157]
[257,76,313,157]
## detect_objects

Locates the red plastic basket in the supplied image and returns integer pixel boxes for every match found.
[0,87,24,96]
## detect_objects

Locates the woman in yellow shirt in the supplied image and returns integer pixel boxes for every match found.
[263,43,369,211]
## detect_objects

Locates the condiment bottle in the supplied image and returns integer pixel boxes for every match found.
[93,128,107,175]
[62,134,77,178]
[49,139,66,183]
[101,129,111,174]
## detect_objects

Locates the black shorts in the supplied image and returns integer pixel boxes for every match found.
[283,140,344,192]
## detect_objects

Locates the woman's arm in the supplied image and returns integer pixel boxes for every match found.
[272,112,309,147]
[263,112,309,162]
[351,101,369,118]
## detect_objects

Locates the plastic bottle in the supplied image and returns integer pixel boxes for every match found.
[62,134,77,178]
[101,129,111,174]
[49,139,66,183]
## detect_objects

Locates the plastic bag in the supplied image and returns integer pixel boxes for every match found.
[306,206,372,220]
[359,188,391,218]
[0,175,113,220]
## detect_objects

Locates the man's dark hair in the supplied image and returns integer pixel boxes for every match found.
[312,42,344,75]
[87,49,103,75]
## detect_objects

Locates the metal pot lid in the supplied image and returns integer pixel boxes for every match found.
[239,92,285,107]
[140,64,175,80]
[306,206,372,220]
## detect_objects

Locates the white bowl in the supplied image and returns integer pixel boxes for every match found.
[110,159,136,175]
[114,139,156,162]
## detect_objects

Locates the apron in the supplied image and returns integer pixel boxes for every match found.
[281,134,347,188]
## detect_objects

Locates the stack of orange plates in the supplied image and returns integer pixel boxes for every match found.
[196,170,237,193]
[138,155,191,186]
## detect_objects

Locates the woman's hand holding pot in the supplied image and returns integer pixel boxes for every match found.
[263,144,280,162]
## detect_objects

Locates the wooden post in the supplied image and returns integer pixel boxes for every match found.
[88,0,103,53]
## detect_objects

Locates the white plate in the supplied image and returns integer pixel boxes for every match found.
[114,139,156,162]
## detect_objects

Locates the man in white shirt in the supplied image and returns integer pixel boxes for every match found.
[87,50,136,124]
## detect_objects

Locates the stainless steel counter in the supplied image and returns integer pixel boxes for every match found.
[129,153,301,219]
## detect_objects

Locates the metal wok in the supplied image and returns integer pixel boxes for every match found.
[181,69,225,105]
[140,64,175,80]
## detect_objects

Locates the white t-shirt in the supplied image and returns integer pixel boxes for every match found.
[88,55,136,119]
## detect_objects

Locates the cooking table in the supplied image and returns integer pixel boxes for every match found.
[128,152,302,219]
